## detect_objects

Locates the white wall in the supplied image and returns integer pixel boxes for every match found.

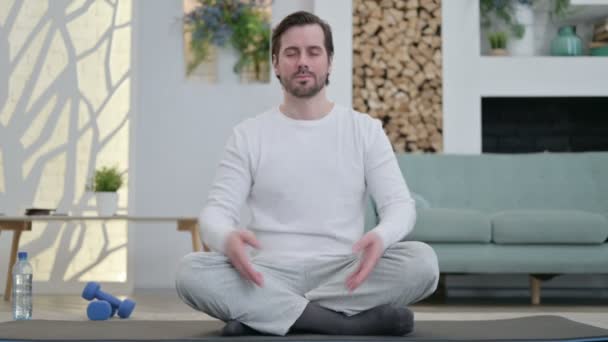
[442,1,482,154]
[0,0,132,295]
[131,0,352,289]
[314,0,352,106]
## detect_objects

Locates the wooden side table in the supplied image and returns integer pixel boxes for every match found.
[0,215,208,301]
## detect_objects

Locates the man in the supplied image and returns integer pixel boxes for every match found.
[176,11,439,336]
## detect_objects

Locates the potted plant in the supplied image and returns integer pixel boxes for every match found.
[183,0,271,81]
[489,31,509,55]
[90,166,124,216]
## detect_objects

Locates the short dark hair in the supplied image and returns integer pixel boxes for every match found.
[271,11,334,63]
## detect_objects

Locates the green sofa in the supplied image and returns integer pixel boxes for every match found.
[367,152,608,304]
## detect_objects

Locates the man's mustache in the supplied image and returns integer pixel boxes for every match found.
[293,71,314,77]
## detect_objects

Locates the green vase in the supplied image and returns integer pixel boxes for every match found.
[551,26,583,56]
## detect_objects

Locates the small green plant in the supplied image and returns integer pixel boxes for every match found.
[90,166,123,192]
[489,31,508,49]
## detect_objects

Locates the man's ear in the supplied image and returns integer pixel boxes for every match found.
[328,55,333,74]
[272,54,279,74]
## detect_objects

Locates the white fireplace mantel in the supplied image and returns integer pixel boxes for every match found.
[442,1,608,154]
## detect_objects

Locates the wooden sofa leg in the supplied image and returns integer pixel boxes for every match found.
[529,274,558,305]
[530,275,541,305]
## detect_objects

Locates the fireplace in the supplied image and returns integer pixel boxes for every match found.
[482,97,608,153]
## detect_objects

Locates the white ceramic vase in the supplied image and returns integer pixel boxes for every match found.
[96,192,118,216]
[509,3,535,56]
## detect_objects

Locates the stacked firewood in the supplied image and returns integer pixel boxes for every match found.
[353,0,442,152]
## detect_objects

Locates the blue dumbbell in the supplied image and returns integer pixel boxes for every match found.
[86,300,118,320]
[82,282,136,318]
[87,300,112,320]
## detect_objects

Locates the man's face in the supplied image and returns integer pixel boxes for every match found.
[273,24,332,99]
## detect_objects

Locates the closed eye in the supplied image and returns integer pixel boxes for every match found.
[309,47,322,56]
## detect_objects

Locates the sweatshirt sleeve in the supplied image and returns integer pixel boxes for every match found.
[199,126,253,254]
[364,118,416,250]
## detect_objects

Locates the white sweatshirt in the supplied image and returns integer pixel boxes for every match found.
[199,104,416,257]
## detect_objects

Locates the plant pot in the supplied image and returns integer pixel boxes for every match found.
[96,192,118,216]
[509,3,535,56]
[490,48,509,56]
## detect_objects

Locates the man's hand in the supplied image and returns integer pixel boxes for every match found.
[225,230,264,287]
[346,231,384,292]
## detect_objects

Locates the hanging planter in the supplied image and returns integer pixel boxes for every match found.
[183,0,271,82]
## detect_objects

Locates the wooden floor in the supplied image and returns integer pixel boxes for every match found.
[1,290,608,330]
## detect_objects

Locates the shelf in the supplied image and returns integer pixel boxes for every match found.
[478,56,608,97]
[480,1,608,57]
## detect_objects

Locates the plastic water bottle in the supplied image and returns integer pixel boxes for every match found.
[12,251,33,320]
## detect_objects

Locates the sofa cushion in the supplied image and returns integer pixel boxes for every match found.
[430,243,608,273]
[412,192,431,209]
[397,153,608,213]
[492,210,608,245]
[408,208,491,243]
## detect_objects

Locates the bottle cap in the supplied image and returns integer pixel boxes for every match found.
[18,252,27,260]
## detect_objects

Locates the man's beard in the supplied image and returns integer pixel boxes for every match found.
[280,71,328,98]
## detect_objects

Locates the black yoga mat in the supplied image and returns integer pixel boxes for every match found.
[1,315,607,341]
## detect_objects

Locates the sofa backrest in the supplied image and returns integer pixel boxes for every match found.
[395,152,608,213]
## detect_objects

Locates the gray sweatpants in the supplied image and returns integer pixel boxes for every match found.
[175,241,439,336]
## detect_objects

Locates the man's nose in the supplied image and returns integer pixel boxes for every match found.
[296,64,309,73]
[296,55,310,69]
